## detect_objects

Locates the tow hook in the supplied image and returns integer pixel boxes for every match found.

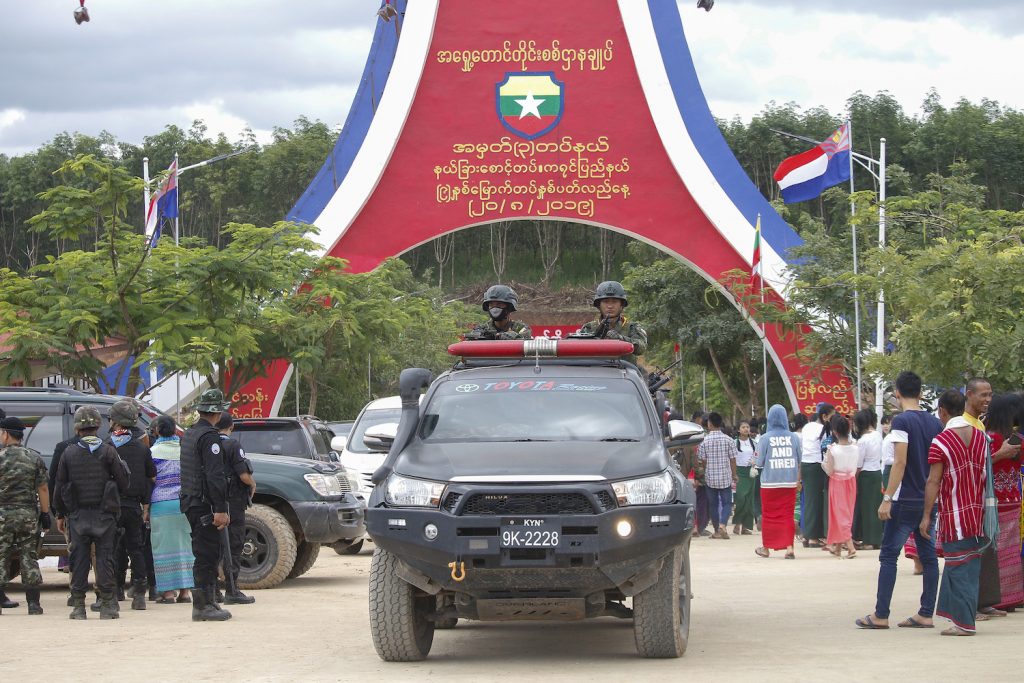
[448,559,466,582]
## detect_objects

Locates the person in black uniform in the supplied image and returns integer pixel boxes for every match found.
[179,389,233,622]
[107,399,156,611]
[53,406,130,620]
[215,412,257,605]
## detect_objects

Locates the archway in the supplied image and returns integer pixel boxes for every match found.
[232,0,854,418]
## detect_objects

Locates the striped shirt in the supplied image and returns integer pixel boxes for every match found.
[928,426,986,543]
[697,430,736,489]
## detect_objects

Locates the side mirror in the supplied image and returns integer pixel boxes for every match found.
[330,435,348,452]
[668,420,704,441]
[363,422,399,453]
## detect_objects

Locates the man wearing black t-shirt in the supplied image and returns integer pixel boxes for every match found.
[856,371,942,629]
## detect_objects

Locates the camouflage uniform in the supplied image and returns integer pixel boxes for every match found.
[0,445,48,589]
[469,319,533,340]
[578,316,648,357]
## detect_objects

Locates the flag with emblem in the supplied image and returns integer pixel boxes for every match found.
[750,214,762,295]
[496,72,564,140]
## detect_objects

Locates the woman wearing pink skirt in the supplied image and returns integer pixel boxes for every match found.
[823,414,859,559]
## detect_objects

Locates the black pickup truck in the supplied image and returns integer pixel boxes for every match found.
[0,389,365,589]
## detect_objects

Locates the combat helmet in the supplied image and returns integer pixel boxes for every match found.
[482,284,519,312]
[109,399,140,427]
[73,406,102,430]
[195,388,231,414]
[592,280,628,307]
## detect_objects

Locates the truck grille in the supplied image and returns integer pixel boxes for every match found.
[460,492,596,516]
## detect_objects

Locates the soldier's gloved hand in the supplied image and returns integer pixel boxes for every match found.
[495,331,517,340]
[39,512,52,531]
[604,329,624,341]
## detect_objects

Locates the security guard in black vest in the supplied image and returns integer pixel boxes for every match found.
[179,389,233,622]
[215,412,257,605]
[53,406,130,620]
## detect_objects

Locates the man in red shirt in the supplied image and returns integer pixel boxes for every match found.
[921,390,988,636]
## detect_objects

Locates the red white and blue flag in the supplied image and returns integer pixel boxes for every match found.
[145,159,178,247]
[773,124,851,204]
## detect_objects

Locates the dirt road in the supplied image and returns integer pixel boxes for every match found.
[3,534,1019,682]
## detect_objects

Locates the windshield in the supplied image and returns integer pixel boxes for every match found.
[347,407,402,453]
[419,377,650,442]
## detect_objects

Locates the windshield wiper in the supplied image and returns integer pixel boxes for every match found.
[600,437,639,442]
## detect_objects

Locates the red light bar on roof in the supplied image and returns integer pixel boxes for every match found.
[448,339,634,358]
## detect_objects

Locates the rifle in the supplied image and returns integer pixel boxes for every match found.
[463,327,496,341]
[647,357,684,394]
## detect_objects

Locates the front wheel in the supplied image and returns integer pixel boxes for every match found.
[237,504,298,589]
[369,548,435,661]
[632,539,690,658]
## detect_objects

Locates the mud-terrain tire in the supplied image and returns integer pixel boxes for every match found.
[369,548,435,661]
[237,504,297,589]
[287,541,320,579]
[332,539,364,555]
[632,539,691,658]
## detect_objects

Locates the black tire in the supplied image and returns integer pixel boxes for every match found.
[332,539,364,555]
[237,504,298,590]
[369,548,435,661]
[632,540,691,658]
[287,541,321,579]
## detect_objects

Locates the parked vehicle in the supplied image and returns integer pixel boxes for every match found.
[0,389,365,588]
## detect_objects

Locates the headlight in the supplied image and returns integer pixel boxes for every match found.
[611,471,674,505]
[304,473,343,497]
[385,474,445,507]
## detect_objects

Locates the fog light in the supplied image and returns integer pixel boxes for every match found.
[424,523,439,540]
[616,520,633,538]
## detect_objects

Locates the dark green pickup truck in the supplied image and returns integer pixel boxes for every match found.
[1,388,365,589]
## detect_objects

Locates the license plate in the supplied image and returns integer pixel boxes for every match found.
[500,519,560,548]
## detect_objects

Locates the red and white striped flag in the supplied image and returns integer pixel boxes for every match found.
[750,214,762,294]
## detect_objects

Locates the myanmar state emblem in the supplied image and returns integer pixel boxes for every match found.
[495,71,565,140]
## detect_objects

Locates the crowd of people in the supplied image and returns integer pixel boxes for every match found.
[678,371,1024,636]
[0,389,256,621]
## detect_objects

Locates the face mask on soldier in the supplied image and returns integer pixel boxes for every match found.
[489,306,508,321]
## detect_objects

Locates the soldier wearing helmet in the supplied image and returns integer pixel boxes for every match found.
[466,284,532,341]
[578,281,648,358]
[106,399,156,611]
[179,389,234,622]
[52,405,130,620]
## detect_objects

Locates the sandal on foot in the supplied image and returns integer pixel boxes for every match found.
[855,615,889,629]
[979,607,1007,617]
[754,547,770,558]
[897,616,933,628]
[941,626,974,636]
[846,551,857,559]
[784,552,796,559]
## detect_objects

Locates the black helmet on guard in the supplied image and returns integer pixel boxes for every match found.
[481,285,518,312]
[592,280,628,308]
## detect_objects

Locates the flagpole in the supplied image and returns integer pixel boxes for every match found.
[875,138,887,423]
[173,153,181,414]
[142,157,158,390]
[848,120,863,409]
[757,214,769,415]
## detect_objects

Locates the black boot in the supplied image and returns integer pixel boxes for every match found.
[90,591,102,612]
[26,588,43,615]
[224,585,255,605]
[131,581,147,610]
[148,585,159,602]
[0,590,19,609]
[66,594,74,607]
[69,592,87,620]
[191,586,231,622]
[99,592,119,620]
[116,585,126,601]
[214,587,225,603]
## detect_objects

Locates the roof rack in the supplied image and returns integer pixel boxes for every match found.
[0,386,87,395]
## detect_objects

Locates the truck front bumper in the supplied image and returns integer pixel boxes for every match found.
[294,495,365,543]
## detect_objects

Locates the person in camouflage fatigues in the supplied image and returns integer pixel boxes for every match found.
[578,281,648,360]
[0,416,51,615]
[466,284,532,341]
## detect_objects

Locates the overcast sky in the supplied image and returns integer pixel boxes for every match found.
[1,1,1021,158]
